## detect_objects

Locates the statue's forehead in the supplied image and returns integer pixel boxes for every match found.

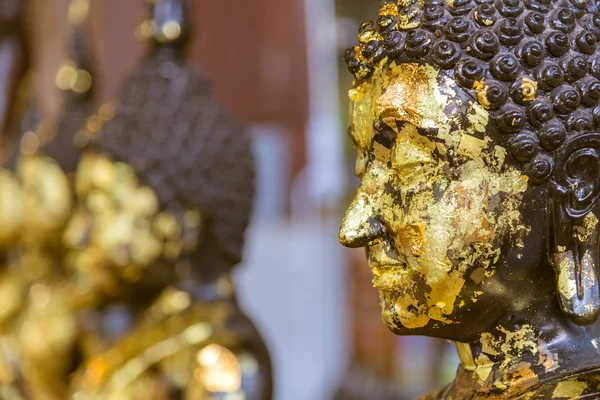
[348,62,449,150]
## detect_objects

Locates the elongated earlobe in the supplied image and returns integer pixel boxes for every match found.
[549,194,600,325]
[550,133,600,325]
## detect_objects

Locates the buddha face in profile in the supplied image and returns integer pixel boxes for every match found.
[341,62,531,338]
[340,0,600,344]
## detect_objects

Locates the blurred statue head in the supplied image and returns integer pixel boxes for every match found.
[64,1,254,300]
[89,59,255,288]
[339,0,600,341]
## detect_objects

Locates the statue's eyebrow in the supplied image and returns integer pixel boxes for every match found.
[377,103,423,132]
[373,117,399,149]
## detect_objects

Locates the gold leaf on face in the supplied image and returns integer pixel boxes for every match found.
[552,379,588,399]
[348,62,445,152]
[458,134,486,159]
[397,224,425,256]
[342,61,530,331]
[376,68,428,127]
[372,141,391,163]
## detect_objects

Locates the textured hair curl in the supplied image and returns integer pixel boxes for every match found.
[345,0,600,183]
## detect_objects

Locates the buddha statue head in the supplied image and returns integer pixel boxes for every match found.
[64,0,254,304]
[340,0,600,395]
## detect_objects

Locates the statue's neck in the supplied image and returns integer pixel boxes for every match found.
[451,320,600,397]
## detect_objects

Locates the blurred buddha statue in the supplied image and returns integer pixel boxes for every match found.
[66,0,273,398]
[0,0,272,399]
[339,0,600,398]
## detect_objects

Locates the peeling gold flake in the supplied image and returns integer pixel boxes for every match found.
[552,379,587,399]
[519,77,537,103]
[576,212,598,243]
[458,134,485,159]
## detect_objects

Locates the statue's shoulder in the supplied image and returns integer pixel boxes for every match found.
[513,368,600,400]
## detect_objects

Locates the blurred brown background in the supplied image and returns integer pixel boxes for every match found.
[27,0,309,178]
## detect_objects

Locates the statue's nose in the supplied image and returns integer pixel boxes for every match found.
[338,199,386,248]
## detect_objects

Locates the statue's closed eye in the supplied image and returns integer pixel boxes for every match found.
[372,119,398,149]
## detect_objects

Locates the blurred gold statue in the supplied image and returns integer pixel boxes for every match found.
[0,0,272,399]
[340,0,600,398]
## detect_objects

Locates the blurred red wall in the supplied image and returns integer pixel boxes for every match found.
[25,0,309,186]
[28,0,309,136]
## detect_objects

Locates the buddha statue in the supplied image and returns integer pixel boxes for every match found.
[0,0,272,399]
[65,0,273,398]
[339,0,600,398]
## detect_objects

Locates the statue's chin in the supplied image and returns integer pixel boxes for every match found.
[380,290,432,333]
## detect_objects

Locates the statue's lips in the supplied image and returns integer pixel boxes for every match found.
[371,264,405,275]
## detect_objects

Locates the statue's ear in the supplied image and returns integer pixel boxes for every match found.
[549,133,600,325]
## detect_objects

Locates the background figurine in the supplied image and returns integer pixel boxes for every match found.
[340,0,600,398]
[66,0,273,398]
